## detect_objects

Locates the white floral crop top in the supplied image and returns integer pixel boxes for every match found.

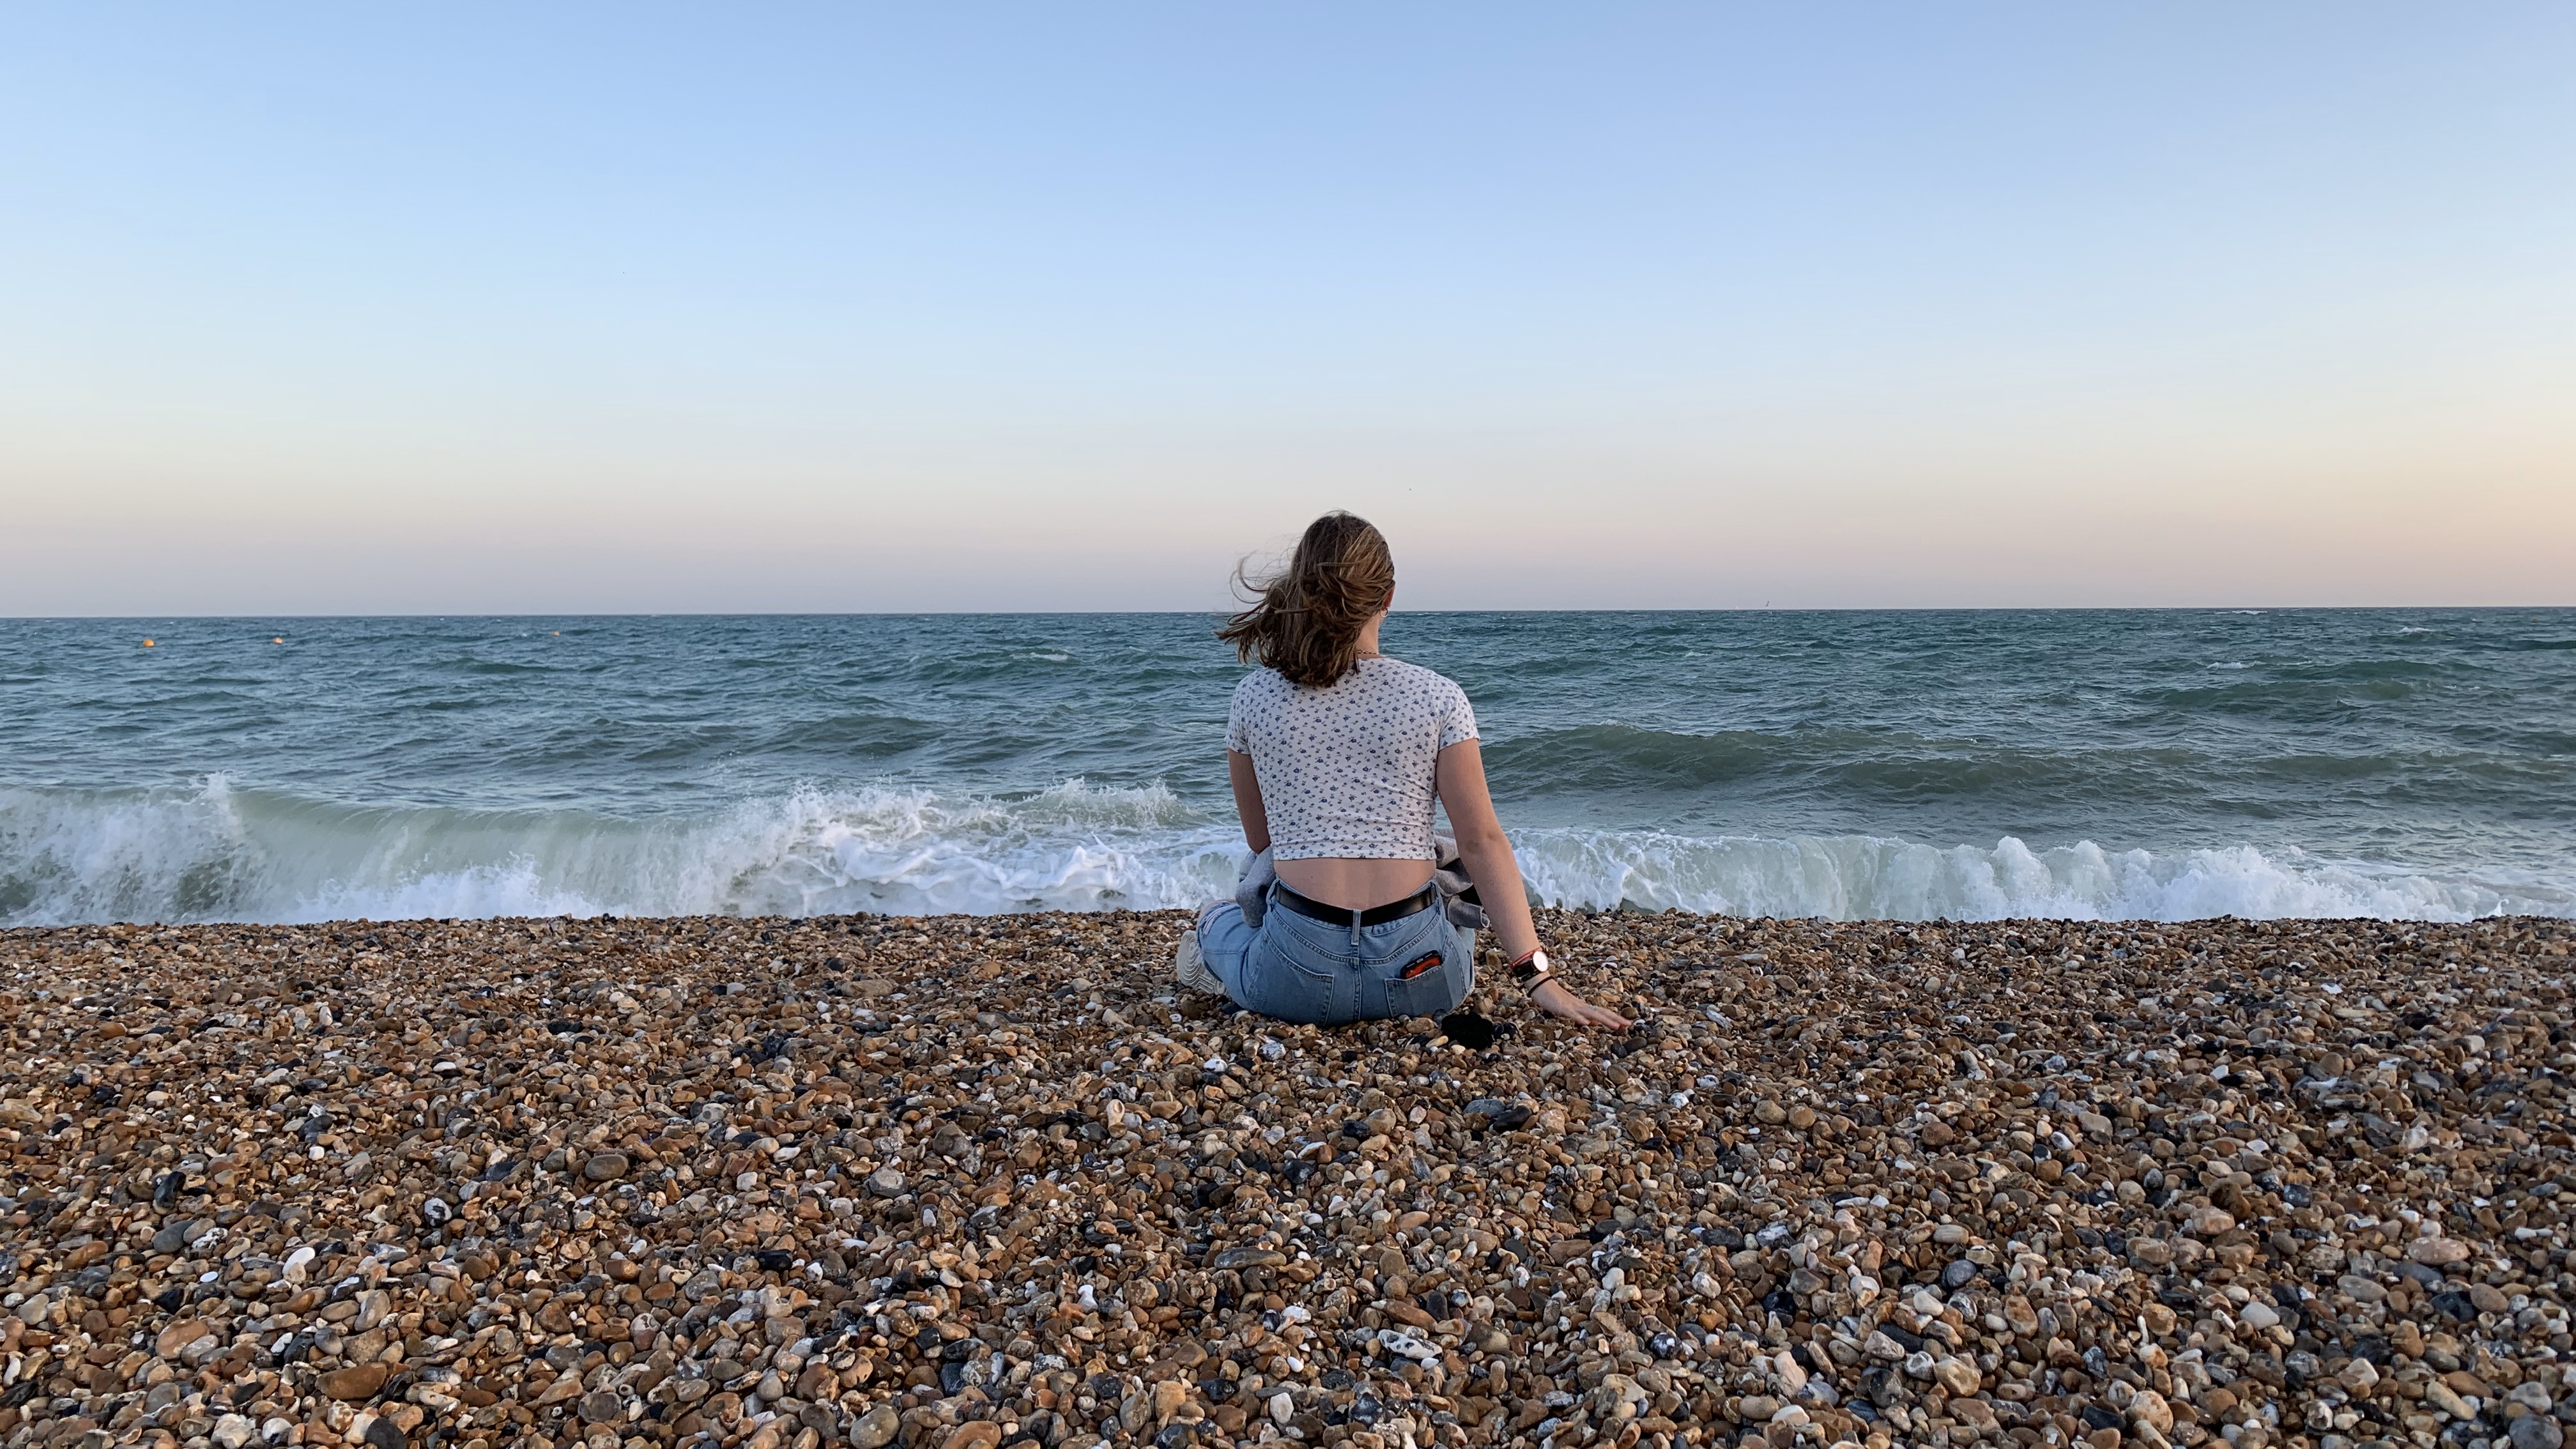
[1225,657,1480,861]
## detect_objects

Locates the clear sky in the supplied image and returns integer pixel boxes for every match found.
[4,4,2571,614]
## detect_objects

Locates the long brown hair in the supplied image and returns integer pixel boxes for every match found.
[1216,512,1396,687]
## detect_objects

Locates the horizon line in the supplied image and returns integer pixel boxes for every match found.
[8,602,2574,622]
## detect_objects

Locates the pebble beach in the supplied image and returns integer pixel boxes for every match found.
[2,911,2571,1449]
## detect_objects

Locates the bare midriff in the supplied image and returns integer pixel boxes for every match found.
[1273,857,1437,911]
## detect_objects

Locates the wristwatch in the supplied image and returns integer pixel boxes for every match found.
[1508,949,1556,991]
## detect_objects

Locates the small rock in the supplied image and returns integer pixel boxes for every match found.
[1380,1298,1433,1328]
[853,1403,903,1449]
[1380,1331,1439,1361]
[213,1413,257,1449]
[2511,1416,2567,1449]
[2407,1236,2472,1266]
[581,1151,629,1181]
[1933,1358,1981,1396]
[155,1317,213,1358]
[323,1364,392,1402]
[2129,1390,2175,1435]
[2002,1294,2039,1335]
[1772,1350,1807,1393]
[868,1167,906,1197]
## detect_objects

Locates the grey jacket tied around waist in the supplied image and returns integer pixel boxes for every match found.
[1234,837,1489,931]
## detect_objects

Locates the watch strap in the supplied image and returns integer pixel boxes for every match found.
[1508,948,1556,990]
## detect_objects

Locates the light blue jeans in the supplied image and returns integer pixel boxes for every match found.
[1196,890,1476,1026]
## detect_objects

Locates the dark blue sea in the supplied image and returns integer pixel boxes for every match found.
[3,610,2570,924]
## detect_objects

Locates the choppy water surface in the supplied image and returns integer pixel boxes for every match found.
[2,610,2569,924]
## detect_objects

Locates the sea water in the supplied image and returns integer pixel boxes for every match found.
[2,610,2569,925]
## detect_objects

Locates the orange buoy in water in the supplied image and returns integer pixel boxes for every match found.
[273,637,284,644]
[142,638,155,647]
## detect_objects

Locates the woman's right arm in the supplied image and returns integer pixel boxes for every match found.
[1436,740,1631,1031]
[1229,750,1272,854]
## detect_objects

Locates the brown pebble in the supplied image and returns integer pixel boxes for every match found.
[322,1364,392,1402]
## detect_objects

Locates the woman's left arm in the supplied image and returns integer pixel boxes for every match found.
[1437,740,1631,1031]
[1229,750,1272,854]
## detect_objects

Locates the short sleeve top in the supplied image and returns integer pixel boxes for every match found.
[1225,657,1479,861]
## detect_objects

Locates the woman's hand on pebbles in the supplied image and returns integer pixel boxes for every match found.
[1531,976,1632,1030]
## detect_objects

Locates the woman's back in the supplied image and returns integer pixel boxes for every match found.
[1227,656,1476,862]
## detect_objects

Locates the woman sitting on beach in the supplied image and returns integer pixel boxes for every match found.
[1177,512,1630,1031]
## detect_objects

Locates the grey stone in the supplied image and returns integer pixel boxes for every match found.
[2513,1417,2566,1449]
[852,1402,903,1449]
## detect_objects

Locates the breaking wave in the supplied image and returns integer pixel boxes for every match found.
[1508,829,2572,923]
[2,778,2564,926]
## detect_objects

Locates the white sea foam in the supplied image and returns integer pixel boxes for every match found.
[1508,829,2573,923]
[1,778,2566,926]
[0,778,1244,925]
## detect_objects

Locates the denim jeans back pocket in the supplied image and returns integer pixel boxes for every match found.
[1236,907,1360,1025]
[1373,921,1473,1020]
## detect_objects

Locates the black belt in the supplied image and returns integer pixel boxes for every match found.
[1270,880,1437,928]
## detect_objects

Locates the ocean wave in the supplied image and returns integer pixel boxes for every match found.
[2,779,2565,927]
[1510,829,2572,923]
[0,778,1242,925]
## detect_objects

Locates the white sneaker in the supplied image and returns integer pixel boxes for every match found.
[1176,928,1225,996]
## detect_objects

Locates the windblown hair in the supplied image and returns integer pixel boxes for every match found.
[1216,512,1396,688]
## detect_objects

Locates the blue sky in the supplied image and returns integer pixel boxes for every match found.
[4,4,2570,612]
